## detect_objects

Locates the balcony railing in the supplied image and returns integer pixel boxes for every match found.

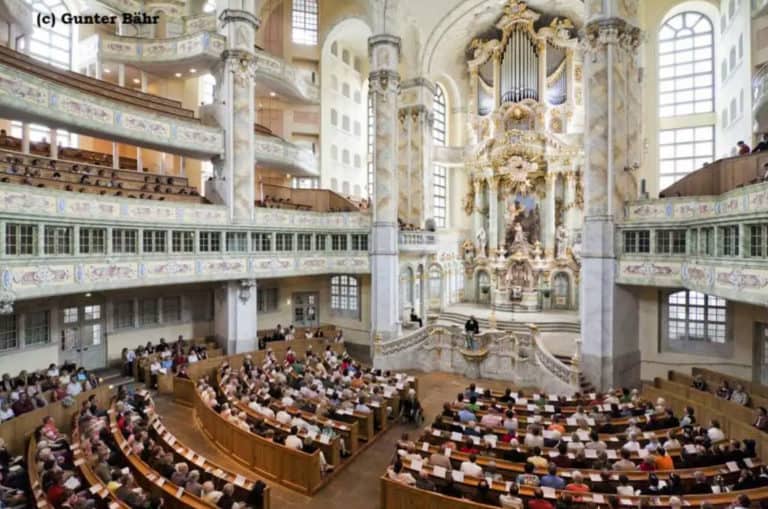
[398,231,438,253]
[253,48,320,104]
[254,132,319,177]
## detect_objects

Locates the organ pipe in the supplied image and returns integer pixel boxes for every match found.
[499,27,539,104]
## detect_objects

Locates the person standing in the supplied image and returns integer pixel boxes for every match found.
[464,315,480,349]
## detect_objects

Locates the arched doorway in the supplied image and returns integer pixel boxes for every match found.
[428,266,443,311]
[552,272,571,309]
[476,270,491,305]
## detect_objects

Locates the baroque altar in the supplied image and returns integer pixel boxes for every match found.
[461,0,584,312]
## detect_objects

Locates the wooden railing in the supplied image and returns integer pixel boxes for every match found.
[660,150,768,197]
[257,183,359,212]
[645,378,768,461]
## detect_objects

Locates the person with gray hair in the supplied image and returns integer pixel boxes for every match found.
[184,470,202,496]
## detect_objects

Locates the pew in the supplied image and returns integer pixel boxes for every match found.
[193,389,323,494]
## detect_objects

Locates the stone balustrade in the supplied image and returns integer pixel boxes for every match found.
[254,133,319,176]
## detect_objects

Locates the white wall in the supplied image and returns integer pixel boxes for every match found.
[320,27,370,199]
[637,286,763,381]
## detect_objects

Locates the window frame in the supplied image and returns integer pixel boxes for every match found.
[330,275,359,318]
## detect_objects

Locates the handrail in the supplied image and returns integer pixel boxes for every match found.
[529,323,580,390]
[375,326,432,356]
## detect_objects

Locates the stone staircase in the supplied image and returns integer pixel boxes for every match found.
[436,311,581,335]
[553,353,596,394]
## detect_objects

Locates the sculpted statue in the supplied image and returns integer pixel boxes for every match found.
[532,241,543,260]
[462,240,476,263]
[556,225,569,259]
[513,222,526,244]
[476,227,487,257]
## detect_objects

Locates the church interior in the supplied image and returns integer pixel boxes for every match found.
[1,0,768,507]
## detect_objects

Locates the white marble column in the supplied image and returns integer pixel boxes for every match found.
[564,171,579,232]
[580,0,643,390]
[472,179,484,242]
[112,143,120,169]
[21,124,30,154]
[369,34,401,344]
[488,178,499,253]
[211,1,259,223]
[542,172,557,256]
[213,280,259,353]
[49,129,57,159]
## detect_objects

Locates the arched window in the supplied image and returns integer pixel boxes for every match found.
[367,92,374,198]
[666,290,726,343]
[330,41,338,56]
[331,275,359,316]
[291,0,317,45]
[24,0,72,69]
[658,11,715,189]
[432,84,446,146]
[330,108,338,126]
[658,11,714,117]
[432,84,447,227]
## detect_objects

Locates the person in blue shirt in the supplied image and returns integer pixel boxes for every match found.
[458,407,476,423]
[539,464,566,490]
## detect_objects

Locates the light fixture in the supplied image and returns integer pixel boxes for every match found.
[85,292,92,297]
[269,91,276,97]
[189,68,197,73]
[104,68,111,74]
[133,78,140,84]
[175,72,182,78]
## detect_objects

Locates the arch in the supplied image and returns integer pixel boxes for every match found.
[551,271,571,309]
[427,263,444,311]
[475,268,491,305]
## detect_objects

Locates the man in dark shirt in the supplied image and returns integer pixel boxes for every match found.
[754,134,768,153]
[217,483,235,509]
[464,315,480,349]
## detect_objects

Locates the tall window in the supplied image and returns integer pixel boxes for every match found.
[433,84,447,227]
[667,290,726,343]
[367,92,374,198]
[0,315,17,351]
[659,126,714,189]
[25,310,50,346]
[291,0,318,45]
[433,85,447,145]
[658,12,714,117]
[200,74,216,104]
[433,167,447,228]
[331,275,358,317]
[23,0,72,69]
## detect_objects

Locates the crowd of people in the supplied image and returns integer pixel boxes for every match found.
[258,324,344,348]
[121,337,211,381]
[386,385,764,508]
[197,344,419,474]
[0,364,100,423]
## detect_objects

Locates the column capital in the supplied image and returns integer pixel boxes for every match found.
[218,8,261,30]
[582,17,643,56]
[369,69,400,96]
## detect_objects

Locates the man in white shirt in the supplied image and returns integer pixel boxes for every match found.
[355,397,371,414]
[707,420,725,442]
[460,454,483,478]
[276,410,292,425]
[66,380,83,396]
[285,426,303,450]
[622,432,640,452]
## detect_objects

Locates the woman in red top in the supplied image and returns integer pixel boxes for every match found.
[46,474,65,508]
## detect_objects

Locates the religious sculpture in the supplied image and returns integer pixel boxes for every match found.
[513,222,526,243]
[556,225,569,259]
[462,240,476,263]
[476,226,487,257]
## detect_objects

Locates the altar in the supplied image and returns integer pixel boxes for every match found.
[459,1,584,313]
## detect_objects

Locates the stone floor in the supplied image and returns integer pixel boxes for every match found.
[154,371,517,509]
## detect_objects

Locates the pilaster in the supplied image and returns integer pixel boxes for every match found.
[542,172,557,256]
[213,279,259,353]
[212,2,260,223]
[369,34,401,344]
[580,0,643,391]
[488,177,499,252]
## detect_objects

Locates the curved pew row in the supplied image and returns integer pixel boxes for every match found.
[381,475,768,509]
[145,404,271,509]
[107,397,270,509]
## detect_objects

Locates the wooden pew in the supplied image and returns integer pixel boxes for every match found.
[193,389,323,494]
[146,407,271,509]
[381,474,768,509]
[0,384,111,455]
[107,405,214,509]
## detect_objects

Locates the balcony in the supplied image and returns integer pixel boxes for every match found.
[0,183,371,301]
[0,47,223,158]
[618,181,768,306]
[0,0,32,35]
[79,32,226,78]
[253,47,320,104]
[254,128,319,177]
[398,230,438,254]
[659,150,768,198]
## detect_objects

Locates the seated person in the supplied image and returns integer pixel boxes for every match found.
[409,308,423,328]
